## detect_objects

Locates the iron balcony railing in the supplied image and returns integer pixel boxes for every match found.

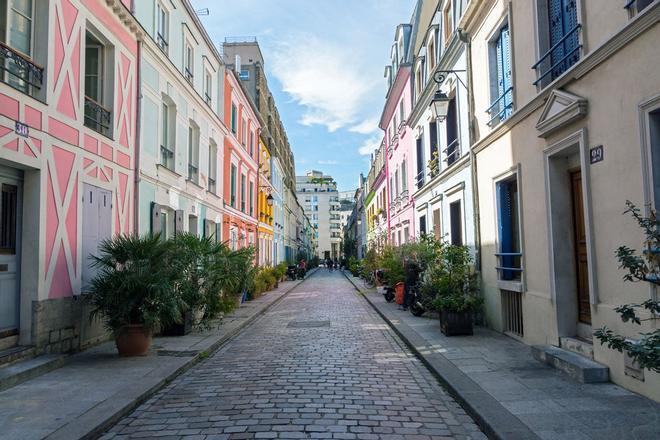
[443,138,460,166]
[184,67,193,83]
[157,33,169,53]
[532,24,582,86]
[208,177,216,194]
[84,96,112,136]
[486,86,514,126]
[205,92,211,105]
[188,164,198,183]
[160,145,174,169]
[415,170,425,189]
[495,252,523,281]
[0,42,44,95]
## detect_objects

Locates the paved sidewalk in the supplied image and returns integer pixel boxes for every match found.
[0,273,313,440]
[343,271,660,440]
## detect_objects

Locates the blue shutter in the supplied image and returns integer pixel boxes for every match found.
[563,0,579,67]
[497,181,514,280]
[549,0,564,79]
[495,30,505,118]
[501,25,513,119]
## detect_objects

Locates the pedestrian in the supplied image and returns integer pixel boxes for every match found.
[403,255,420,311]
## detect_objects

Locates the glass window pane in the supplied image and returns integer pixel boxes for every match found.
[9,12,31,54]
[12,0,32,16]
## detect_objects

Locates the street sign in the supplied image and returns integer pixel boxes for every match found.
[15,121,29,138]
[590,145,604,164]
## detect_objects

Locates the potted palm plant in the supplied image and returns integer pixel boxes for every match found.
[85,234,182,356]
[425,245,482,336]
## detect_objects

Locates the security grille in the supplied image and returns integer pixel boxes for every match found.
[501,290,523,337]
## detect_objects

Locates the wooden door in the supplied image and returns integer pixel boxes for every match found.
[0,175,22,336]
[82,184,112,289]
[570,170,591,324]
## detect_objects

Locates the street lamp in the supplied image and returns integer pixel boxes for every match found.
[266,194,274,206]
[431,90,450,120]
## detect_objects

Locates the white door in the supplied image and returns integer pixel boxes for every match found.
[0,168,22,336]
[82,184,112,289]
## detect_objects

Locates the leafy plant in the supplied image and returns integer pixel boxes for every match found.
[378,245,405,286]
[594,201,660,373]
[423,244,481,313]
[85,234,183,336]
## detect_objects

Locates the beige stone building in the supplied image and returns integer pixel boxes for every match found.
[464,0,659,399]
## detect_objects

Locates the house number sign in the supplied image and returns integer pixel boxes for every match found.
[590,145,604,164]
[15,121,29,138]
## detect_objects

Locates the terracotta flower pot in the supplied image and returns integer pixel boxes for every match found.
[115,325,152,356]
[394,282,405,305]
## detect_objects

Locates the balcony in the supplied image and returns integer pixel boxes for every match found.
[205,93,212,105]
[415,170,425,190]
[184,68,193,83]
[188,164,199,184]
[532,24,582,87]
[486,86,514,127]
[208,177,216,194]
[444,138,460,167]
[495,252,523,282]
[84,96,112,137]
[157,33,168,54]
[160,145,175,170]
[0,42,44,97]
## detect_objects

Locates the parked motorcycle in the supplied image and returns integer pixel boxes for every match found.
[296,267,306,280]
[286,265,297,281]
[375,269,395,302]
[409,283,426,317]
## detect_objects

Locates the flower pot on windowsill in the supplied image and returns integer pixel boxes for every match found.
[115,325,153,356]
[161,310,194,336]
[439,309,474,336]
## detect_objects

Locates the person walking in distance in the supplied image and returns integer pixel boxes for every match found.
[402,255,420,311]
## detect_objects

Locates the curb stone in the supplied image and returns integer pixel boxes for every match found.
[45,270,317,440]
[341,270,539,440]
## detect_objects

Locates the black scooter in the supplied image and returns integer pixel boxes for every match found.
[296,267,306,279]
[376,269,395,302]
[286,265,297,281]
[409,283,425,317]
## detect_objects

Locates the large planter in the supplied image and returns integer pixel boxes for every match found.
[161,310,193,336]
[115,325,152,356]
[439,310,473,336]
[394,282,405,305]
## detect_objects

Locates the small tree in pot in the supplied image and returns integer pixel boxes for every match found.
[426,245,482,336]
[85,234,182,356]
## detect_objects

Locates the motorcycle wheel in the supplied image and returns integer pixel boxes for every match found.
[384,292,395,303]
[411,303,425,317]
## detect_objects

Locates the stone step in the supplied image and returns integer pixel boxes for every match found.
[532,345,609,383]
[0,345,36,367]
[560,336,594,359]
[0,354,66,392]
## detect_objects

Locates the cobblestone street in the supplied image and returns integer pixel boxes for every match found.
[104,270,485,439]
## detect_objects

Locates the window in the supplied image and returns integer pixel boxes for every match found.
[231,103,237,134]
[208,141,217,193]
[394,169,400,198]
[399,100,405,124]
[496,176,521,280]
[249,181,254,217]
[488,24,513,126]
[249,131,254,156]
[533,0,580,87]
[204,70,212,104]
[160,101,175,169]
[416,135,425,189]
[230,228,238,250]
[419,215,426,236]
[415,65,423,97]
[449,200,462,246]
[403,227,409,243]
[626,0,654,17]
[443,1,454,44]
[230,164,237,208]
[397,230,402,246]
[187,124,199,184]
[240,174,246,212]
[401,159,408,193]
[0,184,17,254]
[84,31,111,136]
[427,33,436,70]
[184,42,193,82]
[156,2,168,53]
[649,109,660,209]
[2,0,40,94]
[188,215,198,236]
[433,208,441,239]
[241,118,247,146]
[445,97,458,166]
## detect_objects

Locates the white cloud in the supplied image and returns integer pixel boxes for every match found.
[349,117,380,135]
[358,135,382,156]
[318,160,339,165]
[270,34,373,132]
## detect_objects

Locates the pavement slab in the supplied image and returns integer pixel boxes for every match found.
[105,269,486,439]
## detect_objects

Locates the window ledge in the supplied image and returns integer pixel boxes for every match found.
[156,164,181,178]
[497,280,524,293]
[186,179,204,191]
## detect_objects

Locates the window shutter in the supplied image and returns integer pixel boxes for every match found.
[215,222,222,243]
[501,25,513,119]
[175,209,184,233]
[496,29,505,111]
[563,0,579,64]
[151,202,161,236]
[202,219,208,238]
[433,208,441,239]
[497,181,514,280]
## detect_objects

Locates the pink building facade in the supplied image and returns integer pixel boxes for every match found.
[381,24,416,245]
[0,0,140,353]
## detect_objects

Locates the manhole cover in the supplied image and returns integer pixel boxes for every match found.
[287,320,331,328]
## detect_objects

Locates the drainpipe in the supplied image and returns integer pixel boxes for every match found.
[134,37,142,233]
[458,28,481,273]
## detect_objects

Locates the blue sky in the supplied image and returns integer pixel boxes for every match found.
[193,0,413,191]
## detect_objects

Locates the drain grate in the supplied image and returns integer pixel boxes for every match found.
[287,320,331,328]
